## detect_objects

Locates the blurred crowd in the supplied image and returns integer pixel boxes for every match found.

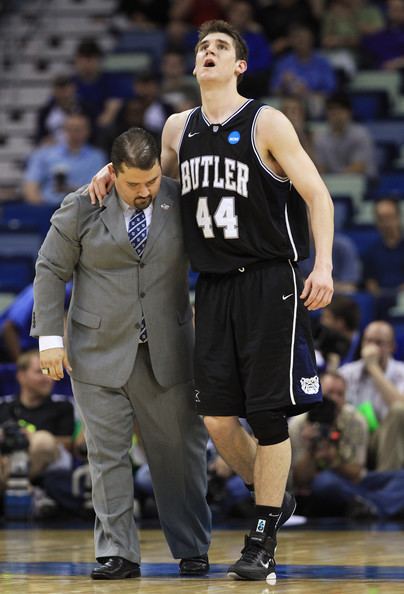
[0,0,404,522]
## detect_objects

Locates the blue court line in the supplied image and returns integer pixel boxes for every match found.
[0,562,403,580]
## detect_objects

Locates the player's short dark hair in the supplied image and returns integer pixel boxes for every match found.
[111,127,160,173]
[196,19,248,63]
[328,295,360,332]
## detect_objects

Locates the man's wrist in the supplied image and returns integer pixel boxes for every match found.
[39,336,64,351]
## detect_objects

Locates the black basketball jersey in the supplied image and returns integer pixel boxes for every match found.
[178,99,309,274]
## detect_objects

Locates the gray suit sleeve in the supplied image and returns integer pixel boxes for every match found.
[31,192,81,337]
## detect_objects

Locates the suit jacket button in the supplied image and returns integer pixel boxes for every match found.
[140,292,146,298]
[135,323,141,329]
[140,262,145,268]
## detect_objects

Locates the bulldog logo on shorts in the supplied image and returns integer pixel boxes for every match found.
[300,375,320,395]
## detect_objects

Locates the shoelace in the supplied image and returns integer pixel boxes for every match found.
[241,542,268,563]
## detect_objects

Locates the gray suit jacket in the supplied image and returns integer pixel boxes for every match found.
[31,177,194,389]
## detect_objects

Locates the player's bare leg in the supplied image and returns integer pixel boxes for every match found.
[203,416,256,484]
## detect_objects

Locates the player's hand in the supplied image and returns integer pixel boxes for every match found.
[88,164,113,206]
[40,348,72,381]
[300,266,333,311]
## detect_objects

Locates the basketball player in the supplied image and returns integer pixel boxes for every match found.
[89,20,334,582]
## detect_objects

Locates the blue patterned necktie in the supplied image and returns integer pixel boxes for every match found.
[128,208,148,342]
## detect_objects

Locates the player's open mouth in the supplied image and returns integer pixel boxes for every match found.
[203,59,215,67]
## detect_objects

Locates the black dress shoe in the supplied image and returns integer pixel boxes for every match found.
[179,553,209,575]
[91,556,141,580]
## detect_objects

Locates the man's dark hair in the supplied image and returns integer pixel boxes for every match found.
[196,19,248,63]
[326,93,352,111]
[111,127,160,173]
[76,38,102,58]
[328,295,360,332]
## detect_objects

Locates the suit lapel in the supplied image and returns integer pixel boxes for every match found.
[143,187,174,258]
[100,187,138,260]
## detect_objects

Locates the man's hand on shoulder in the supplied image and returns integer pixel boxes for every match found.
[88,163,114,206]
[40,348,72,381]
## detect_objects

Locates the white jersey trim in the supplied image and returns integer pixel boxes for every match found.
[251,106,289,183]
[177,107,200,165]
[285,197,298,262]
[288,260,298,406]
[201,99,254,127]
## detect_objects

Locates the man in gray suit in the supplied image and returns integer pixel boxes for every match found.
[31,127,211,579]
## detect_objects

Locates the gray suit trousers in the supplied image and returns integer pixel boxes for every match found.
[72,344,211,563]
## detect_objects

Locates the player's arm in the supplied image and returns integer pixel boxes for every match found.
[257,108,334,311]
[161,111,191,179]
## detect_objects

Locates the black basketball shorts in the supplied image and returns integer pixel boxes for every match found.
[194,260,322,417]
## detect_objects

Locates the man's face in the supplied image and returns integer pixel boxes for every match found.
[362,322,395,364]
[321,374,346,413]
[64,115,90,147]
[193,32,246,85]
[17,355,53,400]
[111,161,162,209]
[375,200,401,238]
[327,104,351,130]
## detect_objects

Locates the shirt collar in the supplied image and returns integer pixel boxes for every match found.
[118,197,153,217]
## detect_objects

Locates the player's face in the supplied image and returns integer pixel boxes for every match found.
[193,33,246,85]
[111,161,162,209]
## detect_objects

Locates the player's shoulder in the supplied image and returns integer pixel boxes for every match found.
[164,109,195,133]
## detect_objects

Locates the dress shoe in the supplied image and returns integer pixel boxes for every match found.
[91,556,141,580]
[179,553,209,575]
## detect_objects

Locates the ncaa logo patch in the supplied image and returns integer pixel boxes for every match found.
[228,130,240,144]
[256,519,266,533]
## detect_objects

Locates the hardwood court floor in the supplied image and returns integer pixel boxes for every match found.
[0,522,403,593]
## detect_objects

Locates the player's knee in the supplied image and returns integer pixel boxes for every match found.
[203,415,239,440]
[247,410,289,445]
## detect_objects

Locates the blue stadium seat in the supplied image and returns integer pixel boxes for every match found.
[0,363,18,397]
[0,203,56,238]
[0,227,42,259]
[347,291,376,332]
[0,256,35,292]
[344,225,379,258]
[350,90,389,122]
[372,171,404,199]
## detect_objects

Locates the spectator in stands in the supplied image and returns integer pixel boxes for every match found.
[0,284,72,363]
[313,93,377,178]
[35,75,83,146]
[321,0,384,51]
[339,321,404,471]
[360,0,404,70]
[290,371,404,519]
[0,350,74,483]
[160,49,200,112]
[224,0,272,97]
[270,24,337,118]
[72,39,123,130]
[258,0,319,56]
[23,113,106,206]
[132,72,173,138]
[315,294,361,370]
[169,0,229,27]
[280,95,314,158]
[363,198,404,297]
